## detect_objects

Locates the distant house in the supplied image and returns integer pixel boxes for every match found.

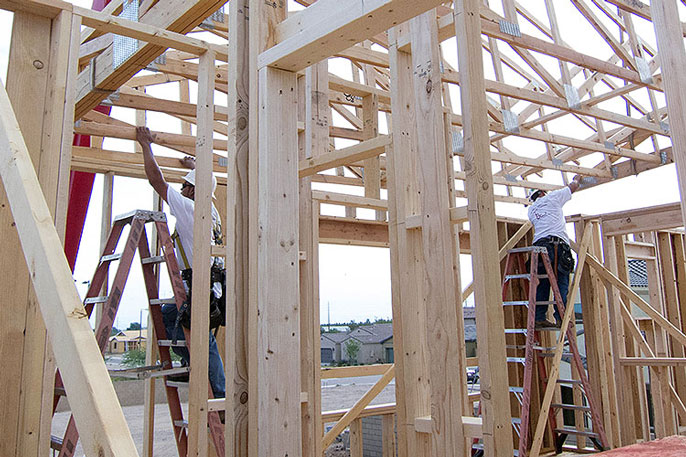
[345,323,394,364]
[108,329,147,353]
[321,332,350,364]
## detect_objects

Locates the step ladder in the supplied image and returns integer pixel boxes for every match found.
[499,245,607,456]
[50,210,225,457]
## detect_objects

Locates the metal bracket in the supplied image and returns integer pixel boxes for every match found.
[661,150,668,165]
[499,20,521,38]
[502,110,519,134]
[504,174,517,182]
[113,0,139,69]
[552,159,563,168]
[218,157,228,167]
[452,131,464,154]
[603,141,614,150]
[611,166,618,179]
[564,84,580,110]
[660,121,670,134]
[635,57,653,84]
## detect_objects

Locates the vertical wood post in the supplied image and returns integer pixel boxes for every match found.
[300,61,327,457]
[188,49,216,457]
[409,10,467,455]
[454,2,513,454]
[227,0,250,455]
[387,23,431,457]
[651,0,686,229]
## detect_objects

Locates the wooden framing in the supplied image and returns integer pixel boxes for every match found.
[3,0,686,456]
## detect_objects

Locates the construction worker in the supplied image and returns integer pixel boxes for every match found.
[528,175,581,330]
[136,126,225,399]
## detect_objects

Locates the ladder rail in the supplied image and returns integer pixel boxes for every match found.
[539,249,608,448]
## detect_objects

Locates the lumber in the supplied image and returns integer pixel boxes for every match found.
[299,135,390,177]
[0,77,139,457]
[455,2,513,455]
[258,0,446,72]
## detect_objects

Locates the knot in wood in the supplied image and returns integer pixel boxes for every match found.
[425,79,432,93]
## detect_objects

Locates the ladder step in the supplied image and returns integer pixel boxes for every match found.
[540,351,574,358]
[142,255,166,265]
[504,273,548,282]
[508,246,547,254]
[507,357,526,364]
[503,300,530,306]
[150,298,177,306]
[509,386,525,393]
[167,380,189,389]
[554,427,599,438]
[551,403,591,411]
[101,253,122,262]
[533,346,557,352]
[506,344,527,350]
[505,329,528,334]
[511,417,522,425]
[54,386,66,397]
[84,296,108,305]
[174,419,189,429]
[158,339,187,348]
[108,365,189,380]
[557,378,583,385]
[50,435,63,451]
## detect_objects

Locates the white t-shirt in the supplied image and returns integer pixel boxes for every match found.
[528,187,572,244]
[166,187,221,270]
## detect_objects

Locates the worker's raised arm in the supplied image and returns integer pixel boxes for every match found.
[568,174,582,193]
[136,127,169,202]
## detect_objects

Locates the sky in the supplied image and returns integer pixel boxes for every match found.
[0,1,682,328]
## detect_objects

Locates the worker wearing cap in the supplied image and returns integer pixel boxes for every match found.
[528,175,581,330]
[136,126,225,399]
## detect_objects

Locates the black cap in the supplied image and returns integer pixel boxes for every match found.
[530,190,546,202]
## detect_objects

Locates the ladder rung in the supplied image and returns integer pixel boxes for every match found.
[108,366,189,380]
[508,246,547,254]
[505,329,527,334]
[142,255,166,265]
[509,386,525,393]
[101,253,122,262]
[174,419,189,428]
[554,427,599,438]
[533,346,557,352]
[505,273,547,281]
[506,344,527,350]
[551,403,591,411]
[54,386,66,397]
[84,296,108,305]
[167,380,189,389]
[536,300,556,305]
[50,435,63,451]
[158,339,187,348]
[150,298,177,306]
[511,417,522,425]
[503,300,530,306]
[507,357,526,364]
[557,379,583,385]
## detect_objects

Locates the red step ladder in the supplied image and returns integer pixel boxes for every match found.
[51,210,225,457]
[498,245,607,456]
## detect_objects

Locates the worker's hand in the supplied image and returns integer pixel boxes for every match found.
[180,156,196,169]
[136,126,156,147]
[572,174,582,182]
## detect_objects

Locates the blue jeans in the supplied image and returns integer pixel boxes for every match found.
[534,238,573,322]
[162,304,226,398]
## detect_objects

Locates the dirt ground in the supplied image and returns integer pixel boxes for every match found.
[53,378,396,456]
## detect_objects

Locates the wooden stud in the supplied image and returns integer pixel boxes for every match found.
[454,2,513,454]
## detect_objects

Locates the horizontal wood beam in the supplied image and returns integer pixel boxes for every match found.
[258,0,445,72]
[415,416,482,438]
[299,135,390,178]
[321,363,393,379]
[620,357,686,366]
[601,202,683,236]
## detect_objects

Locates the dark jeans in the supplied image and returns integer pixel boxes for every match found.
[534,237,573,322]
[162,304,226,398]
